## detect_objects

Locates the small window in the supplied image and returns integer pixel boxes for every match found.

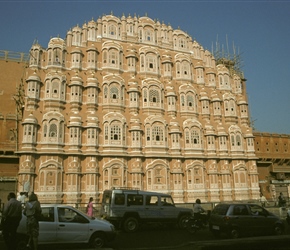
[114,194,125,205]
[39,207,54,222]
[127,194,143,206]
[146,195,158,205]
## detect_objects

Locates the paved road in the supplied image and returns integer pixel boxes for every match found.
[1,220,290,250]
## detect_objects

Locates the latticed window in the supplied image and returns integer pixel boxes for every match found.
[181,95,185,107]
[149,89,160,103]
[146,56,156,71]
[187,95,194,107]
[191,130,200,145]
[129,92,138,107]
[225,100,236,116]
[69,127,81,145]
[43,124,47,138]
[185,128,202,148]
[110,86,119,99]
[87,128,97,145]
[185,131,190,144]
[111,125,121,141]
[181,61,190,78]
[230,132,243,151]
[23,124,36,143]
[213,102,221,115]
[143,89,148,102]
[109,50,118,65]
[219,136,227,150]
[87,87,97,104]
[179,38,185,48]
[49,124,57,137]
[131,131,141,147]
[146,128,150,141]
[104,125,109,140]
[145,30,152,41]
[104,86,108,100]
[109,25,116,36]
[152,126,164,142]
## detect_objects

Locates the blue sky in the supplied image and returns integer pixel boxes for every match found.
[1,0,289,134]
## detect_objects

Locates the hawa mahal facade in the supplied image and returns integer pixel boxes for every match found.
[10,14,261,203]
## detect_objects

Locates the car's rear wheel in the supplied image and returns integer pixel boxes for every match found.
[90,232,106,248]
[123,216,139,233]
[273,225,283,235]
[229,228,240,239]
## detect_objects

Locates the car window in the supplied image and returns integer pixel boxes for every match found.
[145,195,158,205]
[39,207,54,222]
[233,205,249,215]
[160,196,174,206]
[114,194,125,205]
[249,204,264,216]
[127,194,143,206]
[58,208,77,222]
[212,204,230,215]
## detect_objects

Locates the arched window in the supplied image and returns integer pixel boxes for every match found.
[42,113,64,144]
[108,24,117,36]
[184,126,202,149]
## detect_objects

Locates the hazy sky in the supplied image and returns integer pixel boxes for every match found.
[1,0,289,134]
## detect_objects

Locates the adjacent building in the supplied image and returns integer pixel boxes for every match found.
[0,50,28,203]
[254,132,290,201]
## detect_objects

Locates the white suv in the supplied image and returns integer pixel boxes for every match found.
[100,189,192,232]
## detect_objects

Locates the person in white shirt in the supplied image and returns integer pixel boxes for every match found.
[193,199,206,226]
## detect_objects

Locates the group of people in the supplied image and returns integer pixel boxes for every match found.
[2,192,41,250]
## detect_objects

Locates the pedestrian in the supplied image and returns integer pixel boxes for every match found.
[278,192,286,207]
[23,192,42,250]
[86,197,94,217]
[260,194,269,207]
[2,192,22,250]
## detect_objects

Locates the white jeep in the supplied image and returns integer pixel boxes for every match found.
[100,189,192,232]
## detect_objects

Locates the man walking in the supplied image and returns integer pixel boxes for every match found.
[2,192,22,250]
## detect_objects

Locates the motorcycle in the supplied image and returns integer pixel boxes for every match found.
[185,211,210,234]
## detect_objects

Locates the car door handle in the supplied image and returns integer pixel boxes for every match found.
[59,224,65,227]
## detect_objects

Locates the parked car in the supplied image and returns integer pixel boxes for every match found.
[100,188,193,232]
[209,203,285,238]
[16,204,116,249]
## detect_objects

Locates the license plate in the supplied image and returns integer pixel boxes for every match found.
[212,225,220,230]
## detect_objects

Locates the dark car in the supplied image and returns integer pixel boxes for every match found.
[209,203,285,238]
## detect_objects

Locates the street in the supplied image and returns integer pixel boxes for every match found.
[1,222,290,250]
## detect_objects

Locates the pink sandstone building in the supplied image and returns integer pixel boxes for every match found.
[15,14,261,204]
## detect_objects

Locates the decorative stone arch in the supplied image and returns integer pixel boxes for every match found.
[145,159,169,191]
[232,163,248,188]
[102,41,123,52]
[38,160,63,192]
[185,160,206,190]
[103,158,128,189]
[228,124,243,150]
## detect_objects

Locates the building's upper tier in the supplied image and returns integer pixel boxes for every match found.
[36,14,211,61]
[29,13,243,80]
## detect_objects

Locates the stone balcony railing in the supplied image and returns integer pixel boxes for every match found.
[0,50,29,63]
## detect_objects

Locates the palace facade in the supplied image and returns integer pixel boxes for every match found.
[16,14,260,204]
